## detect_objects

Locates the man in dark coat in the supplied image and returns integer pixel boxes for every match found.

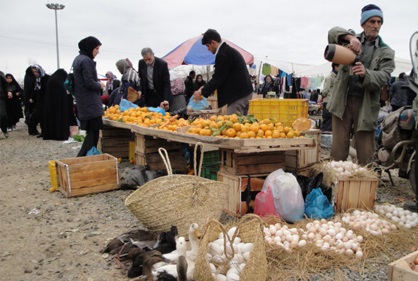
[193,29,253,115]
[137,48,173,110]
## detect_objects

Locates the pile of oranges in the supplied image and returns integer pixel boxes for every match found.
[103,105,189,131]
[104,106,302,138]
[187,114,301,139]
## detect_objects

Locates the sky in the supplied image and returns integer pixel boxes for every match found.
[0,0,417,82]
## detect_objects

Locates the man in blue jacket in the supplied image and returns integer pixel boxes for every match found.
[193,29,253,115]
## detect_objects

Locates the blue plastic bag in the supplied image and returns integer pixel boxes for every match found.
[305,188,334,219]
[147,107,166,115]
[120,99,139,112]
[87,146,101,156]
[187,96,210,111]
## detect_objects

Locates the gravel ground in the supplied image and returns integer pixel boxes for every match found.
[0,120,416,281]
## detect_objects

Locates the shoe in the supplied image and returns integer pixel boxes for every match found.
[403,202,418,212]
[37,134,43,138]
[7,128,12,132]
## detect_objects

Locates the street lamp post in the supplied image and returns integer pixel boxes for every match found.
[46,3,65,69]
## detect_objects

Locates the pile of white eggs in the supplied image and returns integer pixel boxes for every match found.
[374,204,418,229]
[339,210,397,235]
[326,160,366,177]
[264,220,364,258]
[206,226,254,281]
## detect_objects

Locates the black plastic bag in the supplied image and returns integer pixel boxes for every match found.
[297,172,332,203]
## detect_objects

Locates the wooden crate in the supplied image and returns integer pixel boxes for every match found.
[388,250,418,281]
[217,171,267,217]
[285,130,321,169]
[219,149,285,175]
[55,154,120,198]
[335,177,378,213]
[286,165,313,177]
[98,126,133,158]
[135,134,187,172]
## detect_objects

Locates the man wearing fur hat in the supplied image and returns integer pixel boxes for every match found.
[327,4,395,165]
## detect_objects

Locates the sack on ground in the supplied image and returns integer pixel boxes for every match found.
[254,186,280,219]
[305,188,334,219]
[263,169,304,223]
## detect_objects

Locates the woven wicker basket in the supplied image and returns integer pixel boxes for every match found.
[125,143,228,236]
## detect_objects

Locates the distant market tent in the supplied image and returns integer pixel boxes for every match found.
[162,35,254,69]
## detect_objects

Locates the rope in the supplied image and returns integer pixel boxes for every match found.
[193,142,204,177]
[158,147,173,175]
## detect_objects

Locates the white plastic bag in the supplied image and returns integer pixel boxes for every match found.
[262,169,305,223]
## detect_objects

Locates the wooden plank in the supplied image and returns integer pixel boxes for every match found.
[65,159,115,174]
[70,173,117,189]
[235,152,285,165]
[60,183,119,198]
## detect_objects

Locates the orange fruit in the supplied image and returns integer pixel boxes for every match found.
[287,131,295,138]
[260,124,268,132]
[264,130,272,137]
[233,123,242,132]
[257,129,264,138]
[240,132,249,139]
[130,158,135,164]
[250,123,260,133]
[272,130,280,138]
[117,158,123,163]
[247,131,256,138]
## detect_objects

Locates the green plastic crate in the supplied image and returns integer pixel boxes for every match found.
[201,162,220,181]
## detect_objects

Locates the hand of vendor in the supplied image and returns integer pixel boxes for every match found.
[352,62,366,77]
[193,87,204,101]
[160,100,169,110]
[345,34,362,54]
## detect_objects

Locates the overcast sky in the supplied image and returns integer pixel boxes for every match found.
[1,0,417,81]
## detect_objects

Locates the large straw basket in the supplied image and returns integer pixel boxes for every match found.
[125,143,228,236]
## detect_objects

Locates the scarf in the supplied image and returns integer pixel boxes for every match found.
[106,71,116,91]
[116,59,140,86]
[32,64,45,91]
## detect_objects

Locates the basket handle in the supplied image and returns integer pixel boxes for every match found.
[158,147,173,175]
[193,142,204,177]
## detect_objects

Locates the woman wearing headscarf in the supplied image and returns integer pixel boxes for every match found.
[72,36,105,157]
[258,75,279,98]
[43,68,72,140]
[31,64,49,137]
[101,71,120,106]
[109,58,143,106]
[193,74,206,92]
[5,73,23,130]
[0,71,8,138]
[23,66,37,135]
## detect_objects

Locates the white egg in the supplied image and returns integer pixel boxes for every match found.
[209,263,217,273]
[269,225,276,235]
[307,232,315,240]
[319,228,327,236]
[275,230,283,237]
[215,274,227,281]
[240,243,254,254]
[232,237,241,244]
[227,227,238,239]
[298,240,307,247]
[344,241,353,250]
[274,223,282,230]
[335,233,343,240]
[355,250,363,258]
[265,237,272,244]
[209,243,224,256]
[345,249,354,256]
[327,228,336,237]
[242,251,251,261]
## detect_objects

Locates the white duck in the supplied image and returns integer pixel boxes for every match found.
[153,236,188,278]
[186,223,201,262]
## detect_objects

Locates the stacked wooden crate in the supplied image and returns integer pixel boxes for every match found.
[285,129,321,177]
[135,134,187,173]
[217,149,286,217]
[98,125,133,159]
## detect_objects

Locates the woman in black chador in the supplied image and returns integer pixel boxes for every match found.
[5,73,23,130]
[43,68,73,140]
